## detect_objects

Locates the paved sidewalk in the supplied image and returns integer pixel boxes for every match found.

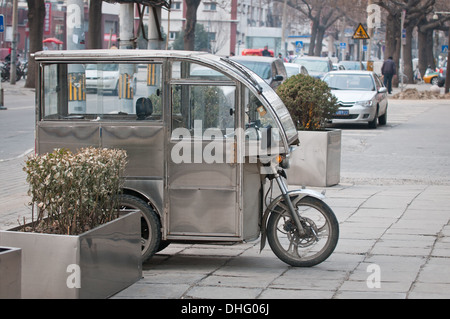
[111,183,450,299]
[2,166,449,299]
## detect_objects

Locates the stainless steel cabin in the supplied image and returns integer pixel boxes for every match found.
[33,50,341,267]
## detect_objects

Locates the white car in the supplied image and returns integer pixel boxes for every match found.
[322,70,388,129]
[85,64,137,96]
[284,62,309,78]
[85,64,120,95]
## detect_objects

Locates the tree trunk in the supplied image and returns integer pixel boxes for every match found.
[88,0,103,49]
[314,26,325,57]
[25,0,46,89]
[384,12,401,87]
[417,27,434,77]
[425,30,435,70]
[184,0,201,51]
[308,18,318,56]
[384,12,400,61]
[403,25,414,84]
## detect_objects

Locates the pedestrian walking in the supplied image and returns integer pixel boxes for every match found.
[382,56,396,94]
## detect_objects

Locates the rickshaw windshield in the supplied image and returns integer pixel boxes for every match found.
[222,59,298,146]
[259,82,298,146]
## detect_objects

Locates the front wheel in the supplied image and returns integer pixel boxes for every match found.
[267,196,339,267]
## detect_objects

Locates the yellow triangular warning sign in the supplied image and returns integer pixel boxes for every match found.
[352,23,370,40]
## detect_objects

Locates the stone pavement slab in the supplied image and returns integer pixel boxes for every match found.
[111,183,450,299]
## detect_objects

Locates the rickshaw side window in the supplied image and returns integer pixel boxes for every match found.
[171,84,235,137]
[41,63,163,121]
[43,64,61,119]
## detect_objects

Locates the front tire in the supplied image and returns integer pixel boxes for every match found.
[368,107,379,129]
[267,196,339,267]
[119,194,161,262]
[378,106,387,126]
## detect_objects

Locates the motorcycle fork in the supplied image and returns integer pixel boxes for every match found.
[273,170,306,236]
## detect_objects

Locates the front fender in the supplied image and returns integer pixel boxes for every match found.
[259,188,325,252]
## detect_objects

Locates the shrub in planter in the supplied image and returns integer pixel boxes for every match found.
[276,73,338,130]
[21,147,128,235]
[276,74,341,187]
[0,147,142,299]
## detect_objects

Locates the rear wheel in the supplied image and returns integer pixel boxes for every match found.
[431,77,439,86]
[119,194,161,262]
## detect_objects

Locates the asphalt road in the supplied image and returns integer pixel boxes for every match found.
[337,98,450,185]
[0,84,34,161]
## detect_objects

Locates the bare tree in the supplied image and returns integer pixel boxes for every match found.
[416,0,450,76]
[209,22,230,55]
[280,0,343,56]
[375,0,450,84]
[300,0,342,56]
[25,0,46,88]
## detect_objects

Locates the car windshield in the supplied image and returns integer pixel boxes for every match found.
[323,73,375,91]
[340,61,364,70]
[232,60,272,79]
[295,59,329,72]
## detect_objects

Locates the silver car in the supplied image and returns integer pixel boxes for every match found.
[284,62,309,78]
[322,70,388,129]
[230,56,287,89]
[292,56,333,79]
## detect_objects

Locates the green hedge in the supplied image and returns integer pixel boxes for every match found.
[277,73,338,130]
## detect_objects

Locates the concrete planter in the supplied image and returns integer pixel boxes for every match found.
[287,129,341,187]
[0,246,21,298]
[0,212,141,299]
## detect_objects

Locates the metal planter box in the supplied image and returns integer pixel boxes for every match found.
[287,130,341,187]
[0,246,21,299]
[0,212,141,299]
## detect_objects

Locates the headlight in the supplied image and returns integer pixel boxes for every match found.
[277,154,290,169]
[355,100,373,107]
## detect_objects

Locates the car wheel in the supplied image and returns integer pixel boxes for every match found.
[378,107,387,126]
[368,107,378,129]
[431,77,439,86]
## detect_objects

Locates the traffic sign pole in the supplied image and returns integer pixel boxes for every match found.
[352,23,370,67]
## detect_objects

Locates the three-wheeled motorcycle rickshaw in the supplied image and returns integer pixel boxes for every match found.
[34,50,338,267]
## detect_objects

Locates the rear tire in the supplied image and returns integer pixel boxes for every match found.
[119,194,161,262]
